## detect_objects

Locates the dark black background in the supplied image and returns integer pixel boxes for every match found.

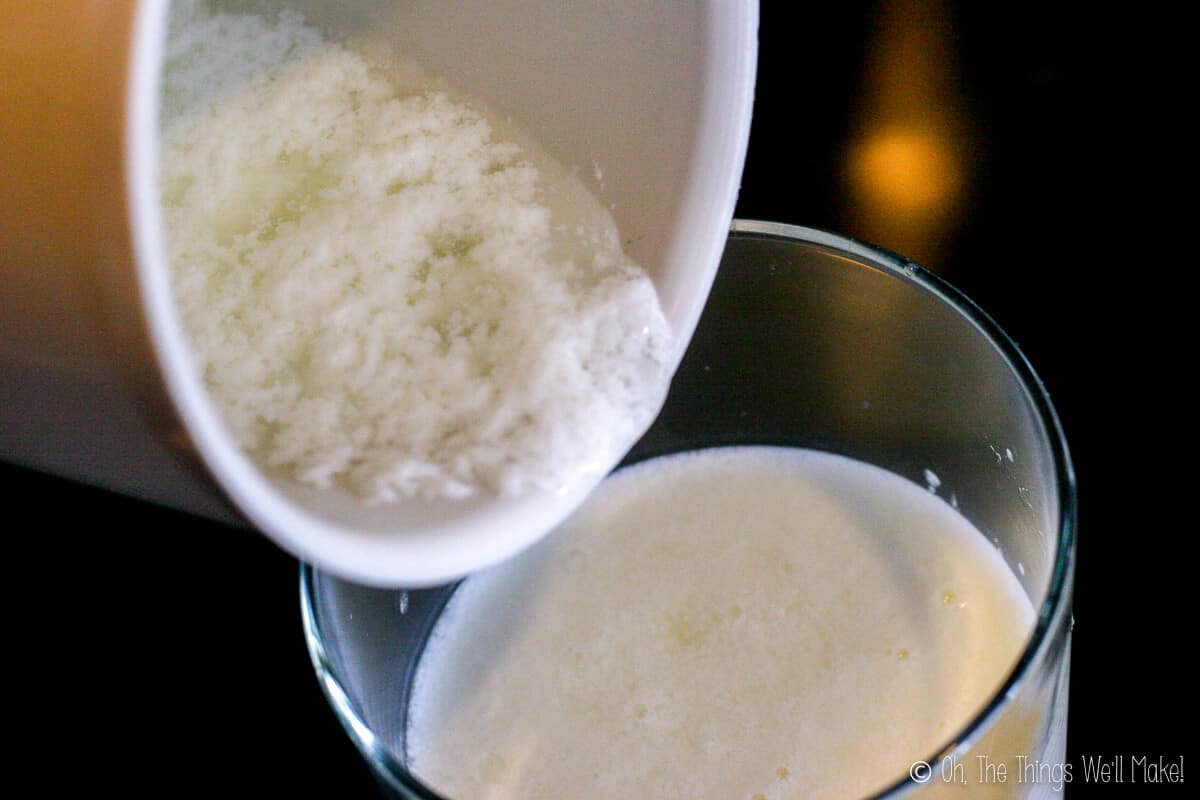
[6,2,1179,796]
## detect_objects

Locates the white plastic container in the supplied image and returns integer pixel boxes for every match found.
[0,1,758,585]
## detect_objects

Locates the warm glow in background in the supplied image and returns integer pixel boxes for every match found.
[844,0,969,269]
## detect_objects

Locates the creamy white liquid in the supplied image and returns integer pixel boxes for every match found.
[407,447,1035,799]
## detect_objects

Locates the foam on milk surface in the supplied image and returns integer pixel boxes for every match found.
[160,5,672,502]
[407,447,1035,799]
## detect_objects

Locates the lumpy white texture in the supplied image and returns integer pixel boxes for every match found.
[161,6,672,501]
[407,447,1035,800]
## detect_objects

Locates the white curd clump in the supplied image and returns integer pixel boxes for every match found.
[160,5,672,502]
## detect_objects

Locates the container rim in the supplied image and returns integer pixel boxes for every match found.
[128,0,760,588]
[300,220,1078,800]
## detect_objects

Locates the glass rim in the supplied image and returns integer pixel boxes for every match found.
[299,220,1078,800]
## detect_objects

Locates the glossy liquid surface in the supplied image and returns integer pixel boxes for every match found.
[408,447,1034,799]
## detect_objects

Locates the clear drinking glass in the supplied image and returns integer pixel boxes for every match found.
[301,221,1076,799]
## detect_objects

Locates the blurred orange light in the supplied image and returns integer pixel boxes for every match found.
[849,125,962,218]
